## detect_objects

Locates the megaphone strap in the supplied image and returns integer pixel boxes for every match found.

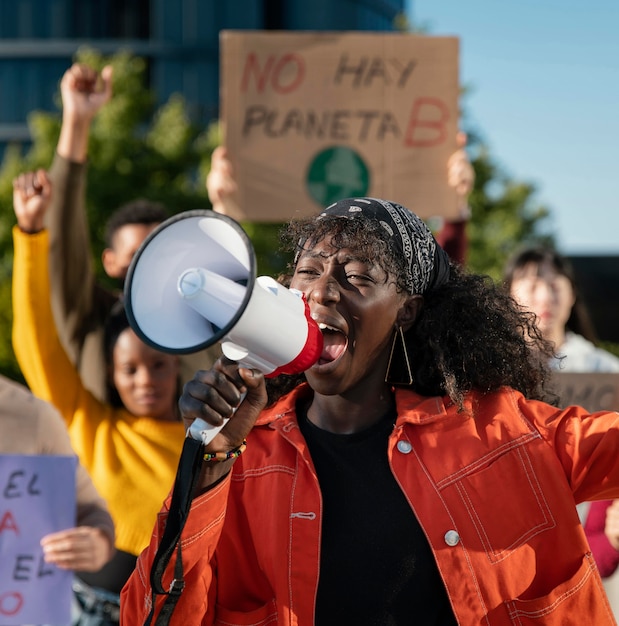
[144,436,204,626]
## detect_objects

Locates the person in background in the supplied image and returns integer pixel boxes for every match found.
[123,196,619,625]
[0,372,116,624]
[46,62,217,404]
[434,130,475,265]
[12,170,186,624]
[504,245,619,584]
[584,500,619,578]
[45,62,114,403]
[503,245,619,373]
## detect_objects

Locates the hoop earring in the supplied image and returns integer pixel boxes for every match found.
[385,326,413,386]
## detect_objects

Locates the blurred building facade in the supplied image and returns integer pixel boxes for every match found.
[568,255,619,344]
[0,0,405,150]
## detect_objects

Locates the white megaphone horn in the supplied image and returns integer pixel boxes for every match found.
[124,209,323,444]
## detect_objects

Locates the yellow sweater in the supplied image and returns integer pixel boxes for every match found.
[12,227,186,556]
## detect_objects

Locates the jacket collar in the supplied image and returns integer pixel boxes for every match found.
[256,384,471,429]
[255,384,312,428]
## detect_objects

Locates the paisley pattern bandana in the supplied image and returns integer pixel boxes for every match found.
[319,197,451,295]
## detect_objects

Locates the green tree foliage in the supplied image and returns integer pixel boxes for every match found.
[466,138,555,281]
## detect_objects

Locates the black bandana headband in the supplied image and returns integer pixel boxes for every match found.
[318,197,451,295]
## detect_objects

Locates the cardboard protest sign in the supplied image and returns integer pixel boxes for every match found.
[0,455,76,625]
[551,372,619,412]
[221,30,460,222]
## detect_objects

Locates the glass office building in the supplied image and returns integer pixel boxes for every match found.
[0,0,405,149]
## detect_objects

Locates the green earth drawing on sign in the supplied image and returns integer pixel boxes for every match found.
[306,146,370,206]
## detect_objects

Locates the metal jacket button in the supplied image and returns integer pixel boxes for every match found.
[444,530,460,546]
[397,440,412,454]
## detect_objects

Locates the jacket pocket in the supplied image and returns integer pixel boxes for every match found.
[214,598,278,626]
[504,553,614,625]
[452,445,555,562]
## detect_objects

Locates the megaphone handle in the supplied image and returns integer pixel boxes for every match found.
[186,391,247,446]
[187,417,230,446]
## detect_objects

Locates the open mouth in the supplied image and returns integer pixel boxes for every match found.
[317,322,348,364]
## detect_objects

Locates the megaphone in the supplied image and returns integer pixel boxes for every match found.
[124,210,323,444]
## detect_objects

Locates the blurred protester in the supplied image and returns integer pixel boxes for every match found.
[12,170,186,622]
[46,63,217,404]
[504,245,619,582]
[504,245,619,373]
[435,130,475,265]
[0,372,116,624]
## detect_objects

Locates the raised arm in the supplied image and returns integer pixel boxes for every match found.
[12,170,95,420]
[435,131,475,265]
[46,64,113,395]
[206,145,242,219]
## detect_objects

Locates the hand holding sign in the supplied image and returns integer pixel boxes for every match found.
[206,136,474,223]
[447,131,475,217]
[207,146,242,220]
[41,525,113,572]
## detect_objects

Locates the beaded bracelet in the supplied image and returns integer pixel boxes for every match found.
[203,440,247,463]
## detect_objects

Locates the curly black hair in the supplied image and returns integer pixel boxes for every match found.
[407,264,556,406]
[265,214,557,408]
[104,199,169,248]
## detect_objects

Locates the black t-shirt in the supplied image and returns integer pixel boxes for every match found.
[78,549,136,595]
[299,407,457,625]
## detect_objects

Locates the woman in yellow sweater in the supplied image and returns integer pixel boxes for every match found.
[11,169,186,617]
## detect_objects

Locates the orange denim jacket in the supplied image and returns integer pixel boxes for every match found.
[121,384,619,625]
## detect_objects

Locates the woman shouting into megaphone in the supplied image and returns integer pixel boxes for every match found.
[123,198,619,626]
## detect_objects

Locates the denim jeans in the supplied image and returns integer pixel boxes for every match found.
[70,578,120,626]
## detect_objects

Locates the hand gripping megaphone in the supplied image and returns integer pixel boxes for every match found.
[124,209,323,444]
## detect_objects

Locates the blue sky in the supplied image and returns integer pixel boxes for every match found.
[408,0,619,255]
